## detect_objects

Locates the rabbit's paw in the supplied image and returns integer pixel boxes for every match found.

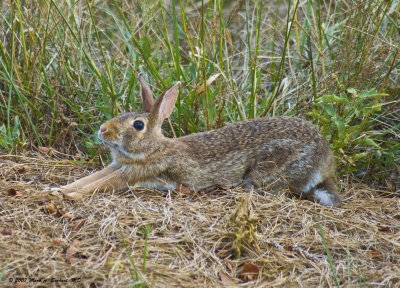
[54,186,84,200]
[62,191,83,200]
[49,186,62,192]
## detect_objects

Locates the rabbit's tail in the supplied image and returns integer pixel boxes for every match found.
[311,177,341,207]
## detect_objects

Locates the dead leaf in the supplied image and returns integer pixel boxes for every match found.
[45,203,72,218]
[368,249,382,259]
[176,184,192,195]
[17,165,29,174]
[7,188,17,196]
[217,249,230,258]
[285,245,293,252]
[339,148,355,166]
[0,227,12,236]
[53,238,68,245]
[7,188,23,197]
[238,262,259,282]
[378,225,391,232]
[66,240,81,262]
[45,202,63,217]
[60,209,73,219]
[45,202,58,214]
[195,73,221,96]
[38,146,50,153]
[72,219,86,231]
[219,271,236,286]
[171,226,182,233]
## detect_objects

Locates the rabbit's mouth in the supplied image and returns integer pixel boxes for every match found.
[101,139,119,149]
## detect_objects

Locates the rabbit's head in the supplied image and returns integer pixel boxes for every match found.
[97,74,180,161]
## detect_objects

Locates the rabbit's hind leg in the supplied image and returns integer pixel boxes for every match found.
[312,177,341,207]
[288,169,341,207]
[242,164,285,191]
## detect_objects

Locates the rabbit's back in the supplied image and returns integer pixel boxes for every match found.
[179,116,328,159]
[164,116,338,205]
[177,116,330,169]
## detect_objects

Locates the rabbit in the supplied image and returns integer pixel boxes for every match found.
[58,73,341,207]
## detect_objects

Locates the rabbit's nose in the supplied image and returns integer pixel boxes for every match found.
[100,125,107,134]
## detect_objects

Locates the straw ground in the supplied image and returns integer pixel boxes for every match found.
[1,152,399,287]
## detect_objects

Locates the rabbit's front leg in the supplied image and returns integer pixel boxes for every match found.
[60,165,117,192]
[62,168,129,200]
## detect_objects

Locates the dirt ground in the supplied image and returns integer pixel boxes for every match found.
[1,152,399,287]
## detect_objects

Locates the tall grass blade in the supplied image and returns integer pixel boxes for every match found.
[49,0,101,78]
[201,0,210,130]
[249,0,262,119]
[121,231,142,286]
[111,0,165,88]
[261,0,300,117]
[317,216,341,287]
[85,0,117,116]
[0,264,7,281]
[172,0,182,135]
[142,224,151,274]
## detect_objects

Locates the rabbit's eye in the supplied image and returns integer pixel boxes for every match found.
[133,120,145,131]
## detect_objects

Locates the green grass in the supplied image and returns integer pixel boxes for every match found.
[0,264,7,281]
[122,224,152,287]
[0,0,399,183]
[317,216,341,287]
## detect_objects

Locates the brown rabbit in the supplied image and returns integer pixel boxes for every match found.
[57,74,341,206]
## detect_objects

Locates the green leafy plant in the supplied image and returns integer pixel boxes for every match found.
[0,116,25,152]
[309,80,388,174]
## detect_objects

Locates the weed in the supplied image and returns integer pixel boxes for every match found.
[0,115,25,152]
[309,82,388,174]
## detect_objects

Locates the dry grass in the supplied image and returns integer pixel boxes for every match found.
[1,152,399,287]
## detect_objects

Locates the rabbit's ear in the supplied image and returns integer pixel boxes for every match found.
[138,73,154,112]
[150,82,181,124]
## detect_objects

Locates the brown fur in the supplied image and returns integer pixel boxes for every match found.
[58,74,340,206]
